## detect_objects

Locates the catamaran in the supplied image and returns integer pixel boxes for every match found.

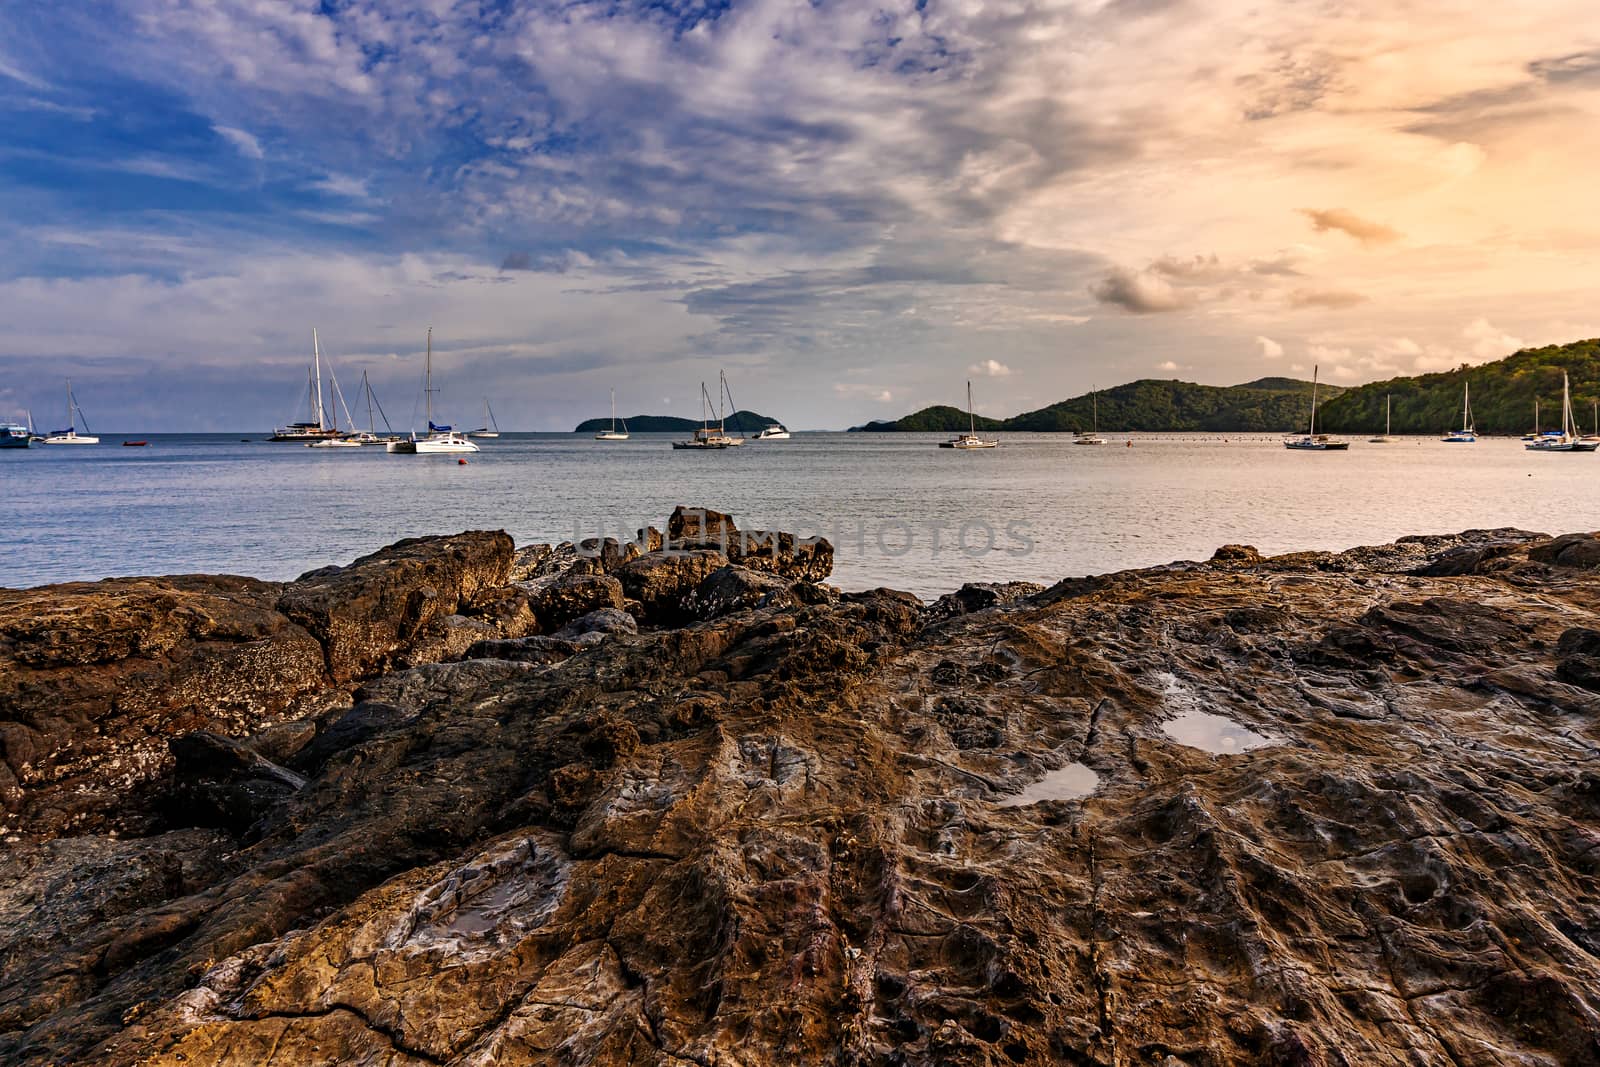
[673,373,744,449]
[40,380,100,445]
[469,400,501,439]
[595,389,629,440]
[1525,373,1598,452]
[939,380,998,449]
[1283,365,1348,450]
[1442,382,1476,442]
[388,328,479,454]
[1369,393,1397,443]
[1075,387,1106,445]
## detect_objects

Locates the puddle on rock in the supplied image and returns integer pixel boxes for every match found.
[996,763,1100,807]
[1161,711,1274,754]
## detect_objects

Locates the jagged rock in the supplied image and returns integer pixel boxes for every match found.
[508,542,554,581]
[1210,543,1261,563]
[680,565,796,620]
[278,530,514,682]
[519,573,627,631]
[616,549,728,619]
[462,634,584,666]
[1529,532,1600,568]
[10,526,1600,1067]
[553,608,639,640]
[667,505,738,547]
[0,575,326,840]
[926,581,1041,619]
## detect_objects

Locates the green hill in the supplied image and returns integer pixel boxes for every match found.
[573,410,780,433]
[1315,339,1600,435]
[853,378,1342,433]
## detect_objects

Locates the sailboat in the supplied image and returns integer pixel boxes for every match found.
[1074,387,1106,445]
[1283,365,1348,450]
[1368,394,1397,443]
[1583,399,1600,445]
[594,389,629,440]
[272,331,347,441]
[1442,382,1476,442]
[469,400,501,439]
[305,359,361,447]
[1525,373,1598,452]
[388,328,479,454]
[672,373,745,449]
[1522,398,1541,442]
[350,372,401,445]
[40,380,100,444]
[939,380,998,448]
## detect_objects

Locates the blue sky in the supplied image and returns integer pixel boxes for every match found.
[2,0,1599,429]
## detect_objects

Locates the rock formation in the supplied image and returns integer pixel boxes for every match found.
[3,516,1600,1065]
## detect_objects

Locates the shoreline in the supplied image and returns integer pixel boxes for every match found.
[3,508,1600,1063]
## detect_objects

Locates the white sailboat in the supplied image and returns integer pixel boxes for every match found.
[40,380,100,444]
[1283,365,1348,450]
[1074,387,1106,445]
[1525,372,1598,452]
[306,358,361,446]
[939,380,998,449]
[595,389,630,440]
[1368,394,1397,443]
[388,328,479,454]
[469,399,501,439]
[1442,381,1476,442]
[672,373,744,449]
[273,330,346,441]
[350,371,401,445]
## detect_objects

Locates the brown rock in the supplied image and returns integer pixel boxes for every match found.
[616,549,728,619]
[277,530,513,682]
[521,573,627,630]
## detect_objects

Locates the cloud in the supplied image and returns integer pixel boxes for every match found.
[1462,317,1524,359]
[1157,360,1181,371]
[968,359,1012,377]
[1298,208,1400,246]
[1288,288,1368,309]
[212,124,264,159]
[1255,335,1284,359]
[1089,267,1187,313]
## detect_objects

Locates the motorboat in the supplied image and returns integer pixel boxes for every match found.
[1,423,29,449]
[753,424,790,440]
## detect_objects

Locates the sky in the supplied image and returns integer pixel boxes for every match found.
[2,0,1599,431]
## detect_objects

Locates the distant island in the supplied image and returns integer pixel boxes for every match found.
[1316,339,1600,436]
[573,410,780,433]
[851,377,1344,433]
[853,338,1600,435]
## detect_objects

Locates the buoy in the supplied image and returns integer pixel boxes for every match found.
[458,458,467,465]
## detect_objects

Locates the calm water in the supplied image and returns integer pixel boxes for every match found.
[3,432,1595,597]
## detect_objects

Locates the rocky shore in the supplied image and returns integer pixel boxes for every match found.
[3,508,1599,1065]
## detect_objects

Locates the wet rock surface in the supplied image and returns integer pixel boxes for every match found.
[3,519,1600,1066]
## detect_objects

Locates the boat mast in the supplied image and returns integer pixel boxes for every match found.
[968,380,975,437]
[424,327,435,429]
[717,370,726,433]
[313,330,327,431]
[364,372,375,434]
[1092,388,1099,434]
[1462,381,1470,432]
[1564,373,1575,438]
[1385,393,1391,436]
[610,388,617,433]
[1308,365,1318,436]
[65,378,73,432]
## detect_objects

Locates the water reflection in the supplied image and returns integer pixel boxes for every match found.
[996,762,1100,806]
[1161,711,1274,754]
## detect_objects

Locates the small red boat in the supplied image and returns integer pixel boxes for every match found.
[122,440,148,447]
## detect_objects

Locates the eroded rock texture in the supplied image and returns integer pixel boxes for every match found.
[3,519,1600,1066]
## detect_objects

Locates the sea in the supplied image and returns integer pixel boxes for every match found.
[5,432,1597,598]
